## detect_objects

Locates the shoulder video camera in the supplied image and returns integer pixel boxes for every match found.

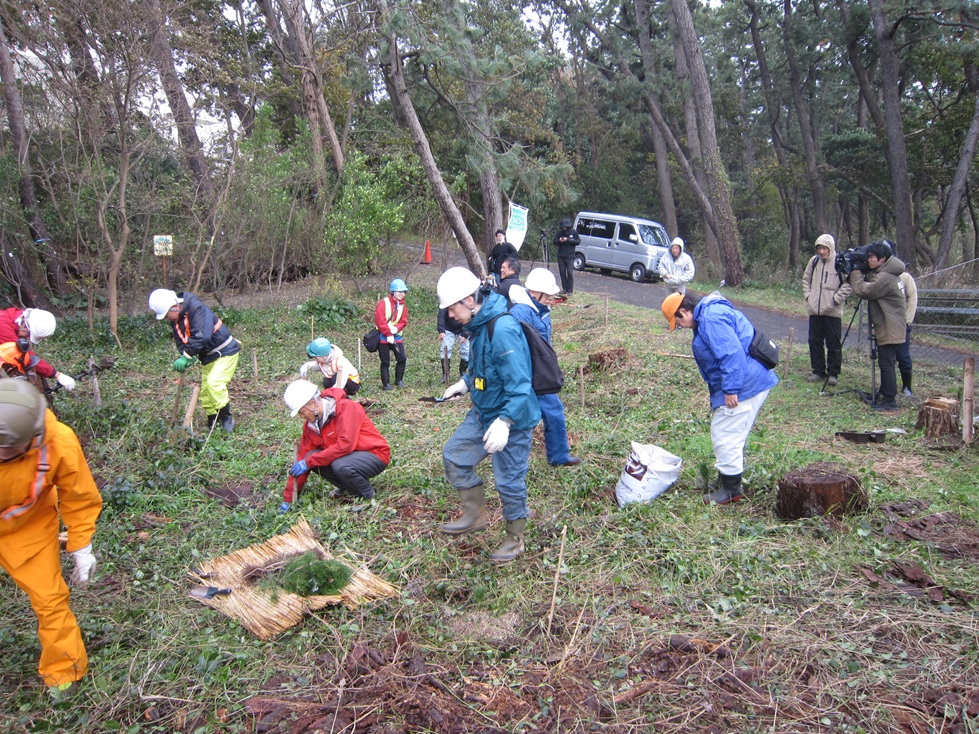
[835,239,894,275]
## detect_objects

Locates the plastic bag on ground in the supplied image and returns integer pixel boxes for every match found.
[614,442,683,507]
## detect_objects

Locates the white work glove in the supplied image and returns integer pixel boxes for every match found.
[70,544,96,587]
[299,360,317,378]
[442,379,469,400]
[482,417,510,454]
[56,372,76,391]
[386,335,395,344]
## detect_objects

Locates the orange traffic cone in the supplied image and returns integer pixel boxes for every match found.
[420,239,432,264]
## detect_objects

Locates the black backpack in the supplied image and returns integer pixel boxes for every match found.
[487,313,564,395]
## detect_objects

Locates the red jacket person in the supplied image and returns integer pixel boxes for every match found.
[279,382,390,512]
[0,307,76,390]
[0,381,101,695]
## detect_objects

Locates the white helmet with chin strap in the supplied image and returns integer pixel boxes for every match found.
[283,380,319,417]
[21,309,57,344]
[436,267,482,309]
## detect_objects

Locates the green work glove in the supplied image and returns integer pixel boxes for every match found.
[173,355,194,373]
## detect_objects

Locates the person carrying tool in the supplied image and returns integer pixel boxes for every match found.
[661,291,779,505]
[0,381,101,697]
[299,337,361,396]
[0,307,75,390]
[279,381,390,513]
[374,279,409,390]
[437,307,469,383]
[437,267,541,563]
[148,289,240,432]
[509,269,580,467]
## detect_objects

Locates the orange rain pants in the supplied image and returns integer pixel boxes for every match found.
[0,411,102,687]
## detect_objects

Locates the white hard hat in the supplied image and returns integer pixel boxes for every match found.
[524,268,560,296]
[437,267,481,309]
[284,380,319,417]
[148,289,180,319]
[22,309,57,344]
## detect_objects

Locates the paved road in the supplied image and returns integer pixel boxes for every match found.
[415,244,974,367]
[514,256,976,368]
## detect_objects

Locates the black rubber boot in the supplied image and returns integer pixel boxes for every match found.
[703,473,744,505]
[901,370,912,397]
[395,362,405,388]
[217,404,234,433]
[459,359,469,377]
[380,365,391,390]
[206,413,217,429]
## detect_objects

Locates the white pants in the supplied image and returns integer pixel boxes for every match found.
[710,389,770,475]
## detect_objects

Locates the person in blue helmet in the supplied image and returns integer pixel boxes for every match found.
[299,337,361,396]
[436,267,541,564]
[374,279,409,390]
[661,291,779,505]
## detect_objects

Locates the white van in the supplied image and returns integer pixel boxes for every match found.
[572,212,671,282]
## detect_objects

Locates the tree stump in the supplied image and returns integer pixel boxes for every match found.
[915,398,960,439]
[776,463,868,520]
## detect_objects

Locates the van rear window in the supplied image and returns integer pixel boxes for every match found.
[577,219,615,238]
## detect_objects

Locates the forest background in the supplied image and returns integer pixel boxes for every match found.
[0,0,977,326]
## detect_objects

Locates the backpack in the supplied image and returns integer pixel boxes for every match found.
[487,313,564,395]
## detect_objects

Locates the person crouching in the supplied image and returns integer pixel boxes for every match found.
[278,381,389,513]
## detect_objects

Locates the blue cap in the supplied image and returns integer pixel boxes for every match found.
[389,278,408,293]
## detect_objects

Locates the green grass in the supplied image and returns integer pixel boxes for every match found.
[2,283,977,733]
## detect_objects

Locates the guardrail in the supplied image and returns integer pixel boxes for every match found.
[915,289,979,339]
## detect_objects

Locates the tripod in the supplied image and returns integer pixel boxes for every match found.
[540,229,549,266]
[820,302,861,394]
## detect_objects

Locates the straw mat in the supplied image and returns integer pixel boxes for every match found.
[187,517,398,640]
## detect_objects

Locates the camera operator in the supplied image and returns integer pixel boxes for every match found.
[848,242,907,411]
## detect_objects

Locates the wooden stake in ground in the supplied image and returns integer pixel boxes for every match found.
[547,525,568,636]
[182,385,201,431]
[310,315,314,342]
[963,357,975,444]
[88,357,102,408]
[578,365,585,408]
[171,373,185,425]
[782,327,794,380]
[604,298,609,327]
[252,348,259,382]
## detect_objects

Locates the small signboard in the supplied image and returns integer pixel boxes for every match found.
[153,235,173,256]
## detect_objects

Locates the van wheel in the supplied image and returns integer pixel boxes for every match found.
[572,254,586,271]
[629,264,647,282]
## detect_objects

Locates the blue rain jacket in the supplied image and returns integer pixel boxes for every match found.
[464,291,541,431]
[691,292,779,410]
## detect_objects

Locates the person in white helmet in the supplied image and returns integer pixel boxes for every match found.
[436,267,541,564]
[278,381,390,513]
[0,380,101,697]
[0,307,75,390]
[148,289,240,432]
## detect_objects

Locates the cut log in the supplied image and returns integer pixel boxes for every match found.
[915,397,960,439]
[776,462,868,520]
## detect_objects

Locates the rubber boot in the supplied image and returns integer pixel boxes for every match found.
[459,359,469,377]
[395,362,406,388]
[703,473,744,505]
[206,413,217,430]
[901,370,913,397]
[217,404,235,433]
[380,365,392,390]
[489,519,526,563]
[440,485,489,536]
